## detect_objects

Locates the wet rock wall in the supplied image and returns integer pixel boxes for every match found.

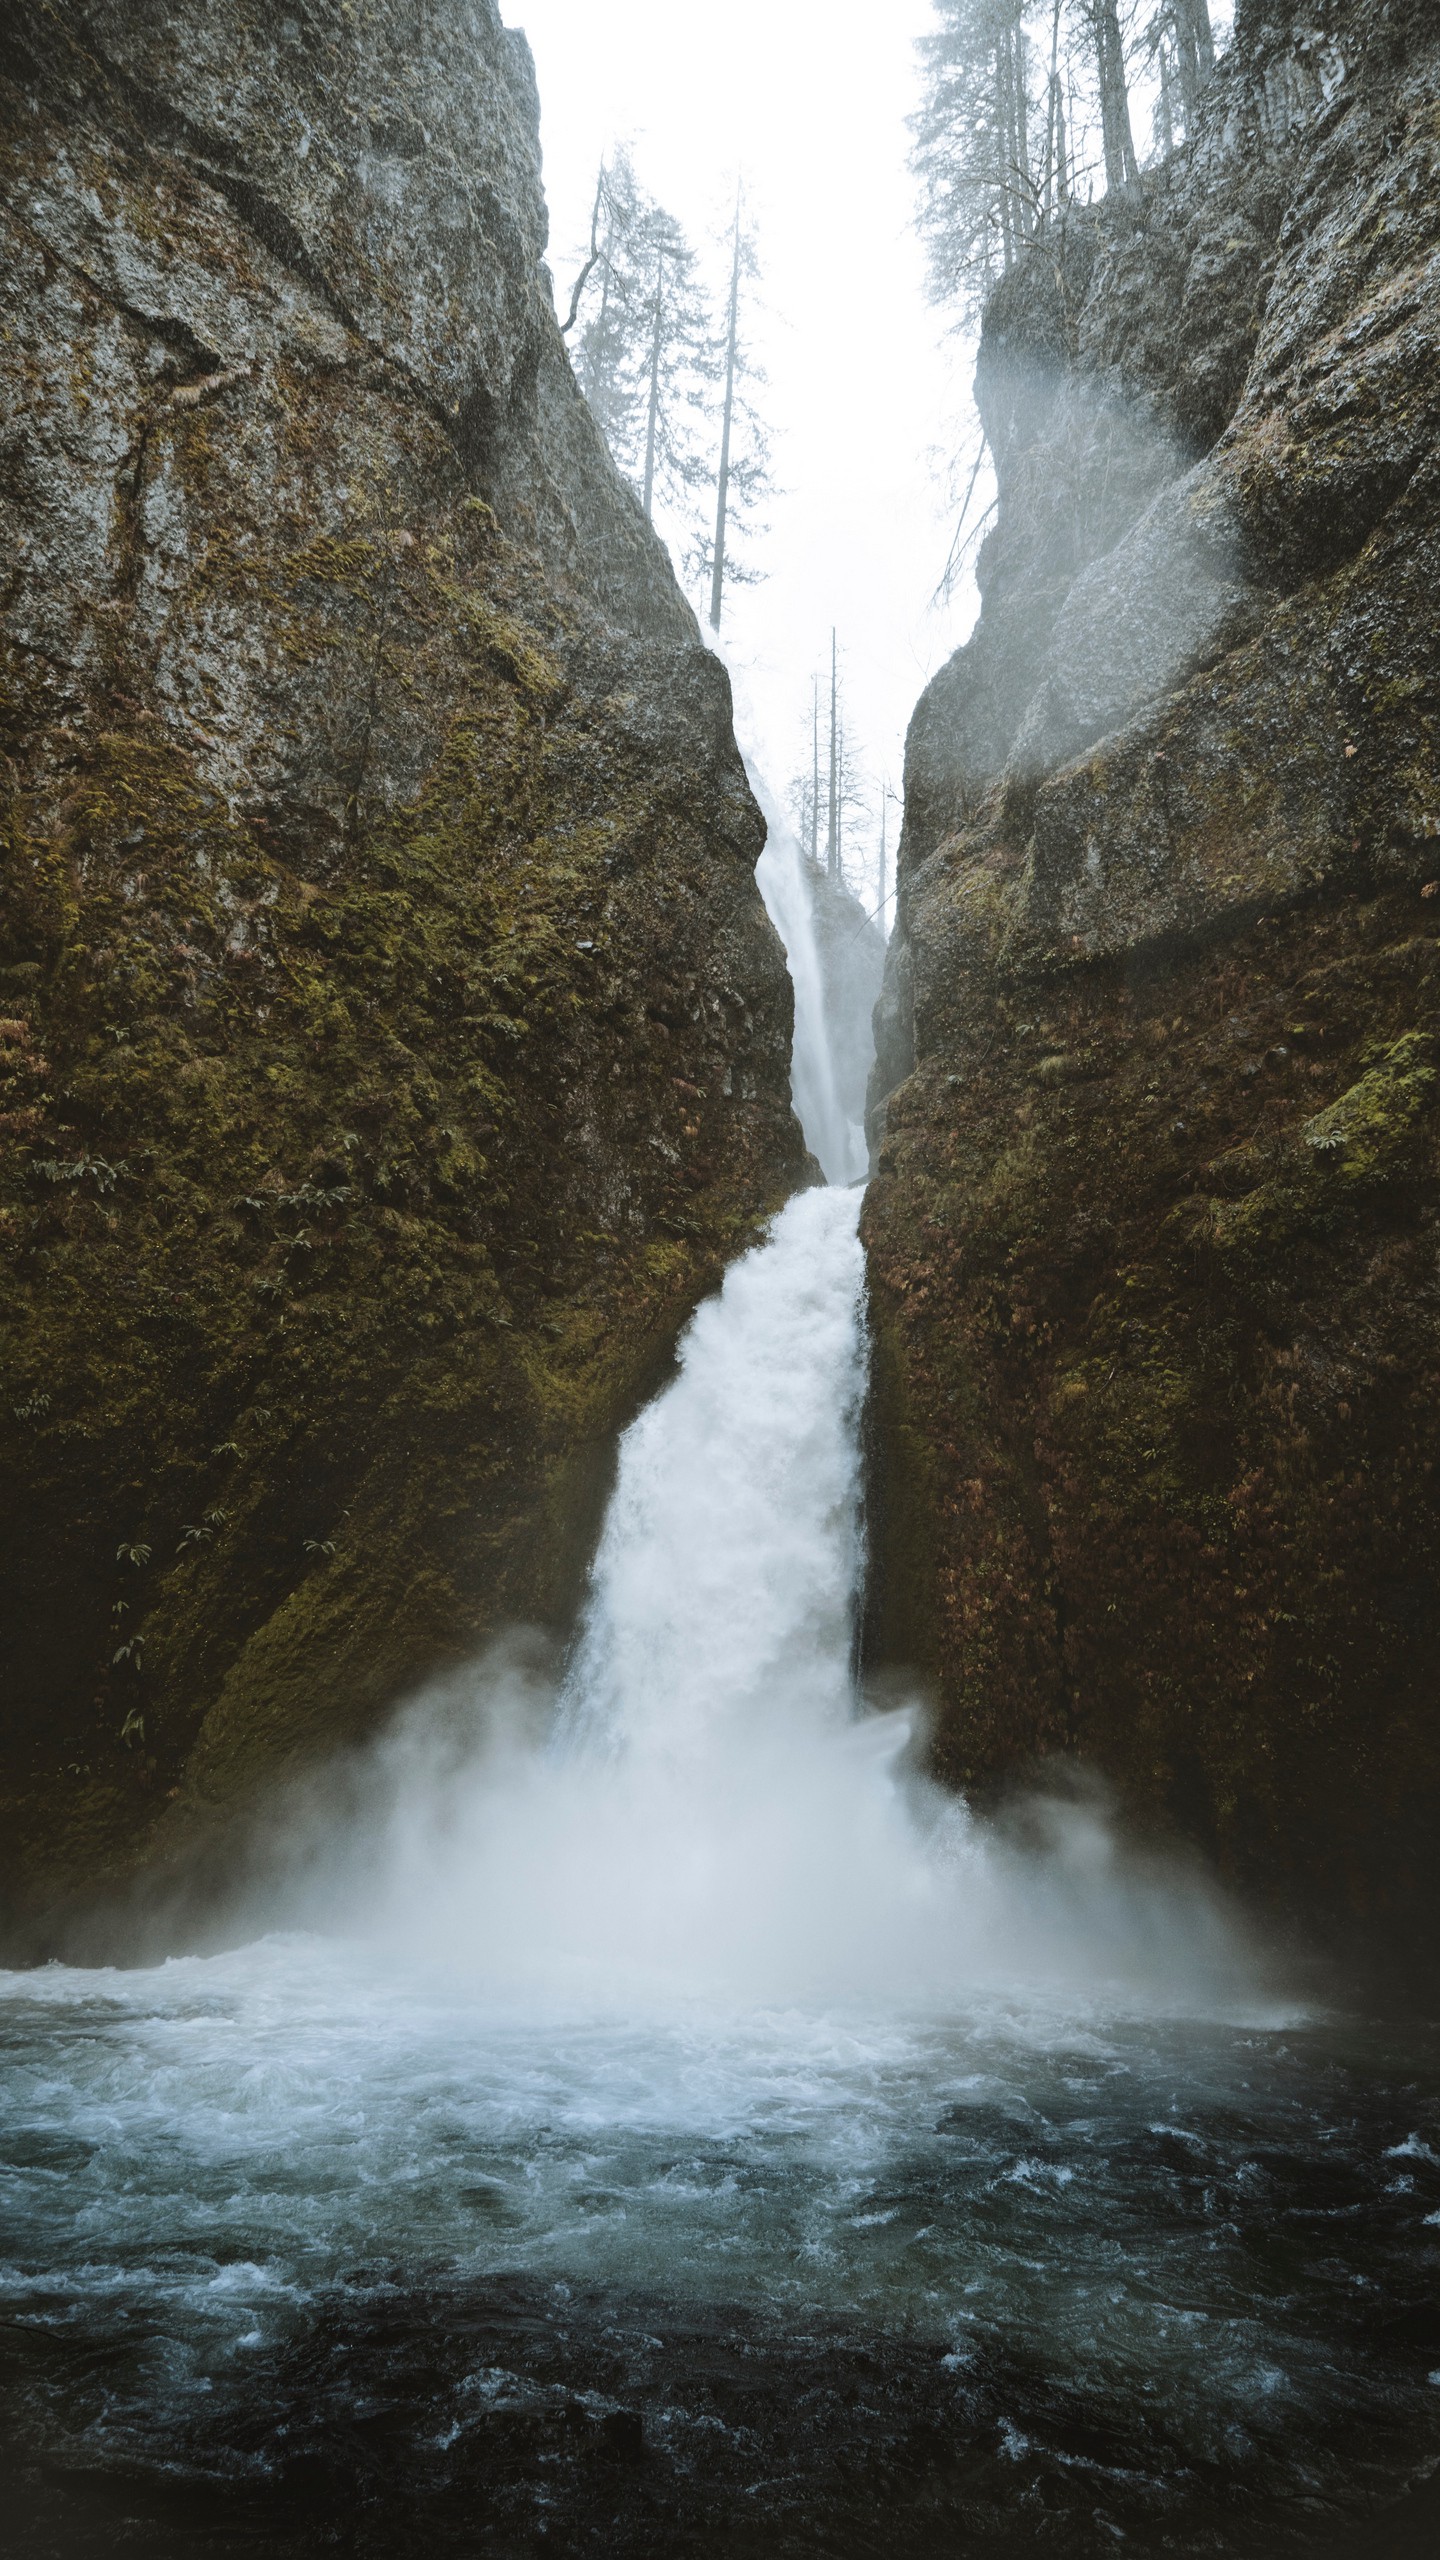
[0,0,804,1931]
[864,0,1440,1946]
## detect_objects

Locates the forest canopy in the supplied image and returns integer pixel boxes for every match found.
[912,0,1219,320]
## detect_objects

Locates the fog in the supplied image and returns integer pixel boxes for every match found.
[511,0,983,853]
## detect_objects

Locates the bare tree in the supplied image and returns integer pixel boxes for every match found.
[812,679,821,870]
[813,633,871,892]
[787,677,824,866]
[790,645,870,894]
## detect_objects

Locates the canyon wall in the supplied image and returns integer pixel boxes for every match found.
[865,0,1440,1943]
[0,0,804,1931]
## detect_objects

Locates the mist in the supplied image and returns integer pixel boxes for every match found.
[210,1188,1271,2024]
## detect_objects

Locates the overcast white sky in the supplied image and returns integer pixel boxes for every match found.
[507,0,983,904]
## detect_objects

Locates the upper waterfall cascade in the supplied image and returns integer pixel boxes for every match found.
[751,770,869,1184]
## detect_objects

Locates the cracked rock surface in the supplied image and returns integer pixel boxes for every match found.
[0,0,803,1940]
[865,0,1440,1952]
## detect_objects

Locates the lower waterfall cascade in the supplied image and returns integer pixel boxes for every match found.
[2,813,1440,2557]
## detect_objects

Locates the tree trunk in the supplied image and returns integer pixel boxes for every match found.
[811,680,820,869]
[1173,0,1215,121]
[1043,0,1063,221]
[1092,0,1138,195]
[826,631,839,882]
[995,42,1014,268]
[708,209,742,632]
[1013,26,1032,239]
[641,255,664,524]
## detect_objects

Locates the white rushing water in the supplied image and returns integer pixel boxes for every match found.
[752,777,867,1184]
[720,632,870,1185]
[235,1184,1260,2018]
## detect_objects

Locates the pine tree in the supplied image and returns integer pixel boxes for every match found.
[911,1,1042,324]
[570,151,644,459]
[566,151,714,539]
[914,0,1188,323]
[699,196,772,631]
[1170,0,1215,118]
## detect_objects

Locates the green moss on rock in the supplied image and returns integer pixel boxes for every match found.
[0,0,803,1936]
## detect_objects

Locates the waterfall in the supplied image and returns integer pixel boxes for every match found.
[711,635,870,1184]
[251,692,1259,2011]
[558,1184,866,1768]
[336,1191,1257,2014]
[750,766,866,1183]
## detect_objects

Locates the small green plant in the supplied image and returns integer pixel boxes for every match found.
[34,1155,123,1192]
[177,1507,228,1552]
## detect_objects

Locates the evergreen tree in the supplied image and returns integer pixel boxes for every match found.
[911,1,1042,324]
[698,196,772,631]
[1144,0,1215,143]
[912,0,1220,320]
[566,151,714,536]
[569,151,644,459]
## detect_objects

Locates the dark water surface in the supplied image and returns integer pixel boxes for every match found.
[2,1941,1438,2557]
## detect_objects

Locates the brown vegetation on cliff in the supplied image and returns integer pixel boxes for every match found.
[0,0,803,1934]
[866,0,1440,1943]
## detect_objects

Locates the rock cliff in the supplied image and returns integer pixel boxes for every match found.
[0,0,804,1933]
[865,0,1440,1945]
[811,867,886,1155]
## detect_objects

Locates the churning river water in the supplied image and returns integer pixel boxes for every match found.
[5,814,1440,2559]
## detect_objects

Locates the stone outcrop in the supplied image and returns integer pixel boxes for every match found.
[0,0,804,1932]
[810,864,886,1146]
[865,0,1440,1945]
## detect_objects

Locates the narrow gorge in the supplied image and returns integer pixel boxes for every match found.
[2,3,1439,2557]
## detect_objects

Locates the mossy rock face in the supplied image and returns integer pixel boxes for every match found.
[866,0,1440,1951]
[0,1,804,1934]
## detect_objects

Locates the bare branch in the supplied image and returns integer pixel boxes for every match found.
[560,163,607,336]
[931,434,994,608]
